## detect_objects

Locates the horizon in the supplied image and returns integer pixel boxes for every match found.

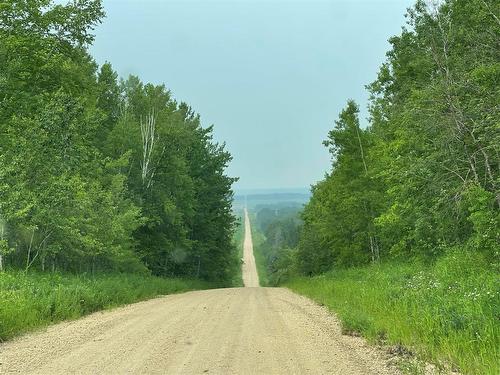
[234,186,311,195]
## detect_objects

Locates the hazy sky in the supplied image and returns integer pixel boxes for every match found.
[90,0,413,190]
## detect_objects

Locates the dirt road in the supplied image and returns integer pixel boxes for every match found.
[0,211,398,375]
[242,208,259,287]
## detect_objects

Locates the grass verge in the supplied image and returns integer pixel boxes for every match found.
[248,211,269,286]
[284,251,499,375]
[0,271,213,341]
[232,211,245,287]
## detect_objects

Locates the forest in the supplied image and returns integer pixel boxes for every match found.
[295,0,499,272]
[0,0,239,283]
[259,0,500,282]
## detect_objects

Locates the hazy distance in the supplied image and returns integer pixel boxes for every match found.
[90,0,413,191]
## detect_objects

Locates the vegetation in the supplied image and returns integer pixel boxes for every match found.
[232,192,310,211]
[297,0,499,273]
[253,205,301,286]
[286,255,499,375]
[250,213,269,287]
[0,0,238,283]
[0,271,213,341]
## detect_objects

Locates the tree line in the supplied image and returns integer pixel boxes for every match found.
[297,0,499,274]
[268,0,499,277]
[0,0,239,283]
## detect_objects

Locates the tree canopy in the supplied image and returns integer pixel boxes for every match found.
[296,0,499,274]
[0,0,239,283]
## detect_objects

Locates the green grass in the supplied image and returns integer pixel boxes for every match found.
[285,251,499,375]
[248,211,269,286]
[231,211,245,287]
[0,271,213,341]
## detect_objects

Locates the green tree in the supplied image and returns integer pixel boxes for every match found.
[0,0,238,281]
[295,0,499,274]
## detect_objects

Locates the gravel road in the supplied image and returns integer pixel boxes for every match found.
[0,209,398,374]
[242,208,259,287]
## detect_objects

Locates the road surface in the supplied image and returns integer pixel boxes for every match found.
[0,210,398,374]
[242,208,259,287]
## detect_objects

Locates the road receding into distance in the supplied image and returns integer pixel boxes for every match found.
[242,208,259,287]
[0,209,398,374]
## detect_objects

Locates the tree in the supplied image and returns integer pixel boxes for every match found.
[297,101,383,273]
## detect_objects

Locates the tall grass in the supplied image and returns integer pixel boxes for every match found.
[0,271,213,341]
[248,211,269,286]
[285,251,499,375]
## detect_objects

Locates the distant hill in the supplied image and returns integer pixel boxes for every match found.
[233,188,311,210]
[235,187,310,196]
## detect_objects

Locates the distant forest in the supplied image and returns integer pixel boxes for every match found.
[0,1,239,283]
[233,192,310,210]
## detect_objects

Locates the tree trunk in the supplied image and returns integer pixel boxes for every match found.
[196,256,201,278]
[433,8,497,199]
[25,228,35,272]
[141,109,157,189]
[356,124,380,262]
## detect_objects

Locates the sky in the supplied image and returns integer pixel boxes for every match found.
[89,0,414,191]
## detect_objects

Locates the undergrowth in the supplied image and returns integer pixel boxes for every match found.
[285,251,499,375]
[0,271,213,341]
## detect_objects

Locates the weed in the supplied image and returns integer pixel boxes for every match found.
[0,271,213,341]
[285,252,499,374]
